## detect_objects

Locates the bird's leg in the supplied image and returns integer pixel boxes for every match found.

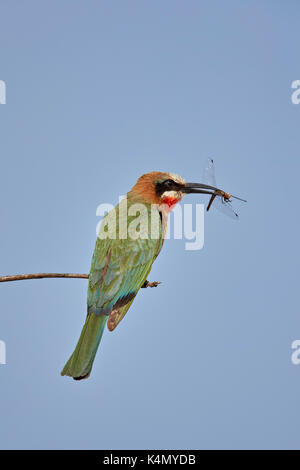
[141,280,161,288]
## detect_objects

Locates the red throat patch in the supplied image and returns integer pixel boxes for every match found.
[161,196,180,209]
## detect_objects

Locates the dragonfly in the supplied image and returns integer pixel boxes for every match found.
[201,158,247,219]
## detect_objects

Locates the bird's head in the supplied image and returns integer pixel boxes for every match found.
[129,171,220,209]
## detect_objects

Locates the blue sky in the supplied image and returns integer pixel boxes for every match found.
[0,0,300,449]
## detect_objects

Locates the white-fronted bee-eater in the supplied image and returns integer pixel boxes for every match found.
[61,171,243,380]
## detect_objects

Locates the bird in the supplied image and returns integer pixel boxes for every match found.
[61,171,219,380]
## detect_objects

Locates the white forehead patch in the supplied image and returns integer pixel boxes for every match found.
[168,173,185,185]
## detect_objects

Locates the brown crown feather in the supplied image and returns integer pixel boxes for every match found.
[128,171,171,204]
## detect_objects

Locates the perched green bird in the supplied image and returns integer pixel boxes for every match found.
[61,171,219,380]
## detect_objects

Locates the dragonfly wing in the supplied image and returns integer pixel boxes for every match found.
[213,198,239,219]
[203,158,217,186]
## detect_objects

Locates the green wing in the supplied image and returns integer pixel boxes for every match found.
[88,202,163,329]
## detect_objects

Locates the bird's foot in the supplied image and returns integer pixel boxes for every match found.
[141,280,161,288]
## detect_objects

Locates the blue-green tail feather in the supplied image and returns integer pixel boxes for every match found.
[61,314,107,380]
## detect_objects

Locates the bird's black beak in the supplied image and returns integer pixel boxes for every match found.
[182,182,221,195]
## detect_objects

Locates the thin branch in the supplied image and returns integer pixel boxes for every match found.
[0,273,89,283]
[0,273,161,287]
[141,281,161,288]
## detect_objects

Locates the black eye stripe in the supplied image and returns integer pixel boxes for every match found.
[155,179,183,196]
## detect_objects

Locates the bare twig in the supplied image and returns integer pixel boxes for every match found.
[141,280,161,288]
[0,273,161,287]
[0,273,89,283]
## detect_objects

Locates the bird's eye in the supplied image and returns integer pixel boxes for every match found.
[164,180,174,189]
